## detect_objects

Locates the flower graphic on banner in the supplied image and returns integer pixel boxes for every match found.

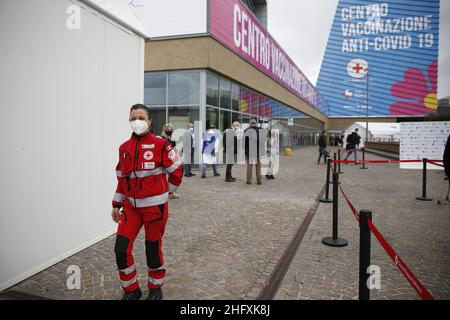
[389,61,438,115]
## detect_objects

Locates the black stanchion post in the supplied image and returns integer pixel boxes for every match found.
[333,153,337,175]
[338,149,343,174]
[360,147,368,170]
[359,209,372,300]
[319,159,333,203]
[322,172,348,247]
[416,158,433,201]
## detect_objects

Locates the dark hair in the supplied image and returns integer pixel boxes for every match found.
[130,104,151,120]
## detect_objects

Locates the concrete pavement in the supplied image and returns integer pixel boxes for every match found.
[275,148,450,300]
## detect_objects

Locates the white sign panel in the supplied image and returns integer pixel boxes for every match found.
[400,122,450,169]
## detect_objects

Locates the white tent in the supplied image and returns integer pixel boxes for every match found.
[85,0,148,37]
[0,0,147,291]
[344,122,400,147]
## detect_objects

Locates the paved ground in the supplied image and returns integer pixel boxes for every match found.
[275,148,450,300]
[6,146,450,300]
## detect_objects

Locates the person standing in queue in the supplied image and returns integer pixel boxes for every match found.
[334,134,340,147]
[340,131,345,147]
[161,123,180,199]
[182,122,196,177]
[244,119,265,185]
[161,123,176,148]
[317,131,328,165]
[328,134,334,147]
[265,129,276,179]
[111,104,183,300]
[201,124,220,178]
[223,122,240,182]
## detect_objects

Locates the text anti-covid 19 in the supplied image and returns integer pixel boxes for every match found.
[342,33,434,53]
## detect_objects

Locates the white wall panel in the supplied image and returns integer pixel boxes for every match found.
[0,0,144,291]
[400,122,450,169]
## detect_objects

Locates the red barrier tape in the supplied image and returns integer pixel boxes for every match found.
[333,159,444,165]
[338,185,360,222]
[428,160,444,168]
[366,219,434,300]
[332,159,422,164]
[338,186,435,300]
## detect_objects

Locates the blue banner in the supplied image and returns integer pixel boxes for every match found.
[316,0,440,117]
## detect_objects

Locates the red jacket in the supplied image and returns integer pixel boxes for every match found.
[112,132,183,209]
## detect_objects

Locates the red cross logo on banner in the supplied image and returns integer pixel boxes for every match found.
[347,59,368,78]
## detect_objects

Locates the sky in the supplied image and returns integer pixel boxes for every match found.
[267,0,450,98]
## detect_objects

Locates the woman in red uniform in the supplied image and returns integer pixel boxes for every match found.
[111,104,183,300]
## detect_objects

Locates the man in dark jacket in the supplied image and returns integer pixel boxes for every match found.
[317,131,328,164]
[244,119,266,185]
[340,131,345,147]
[344,128,361,162]
[223,122,240,182]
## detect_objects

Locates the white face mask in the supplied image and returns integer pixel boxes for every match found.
[189,127,194,132]
[130,120,149,135]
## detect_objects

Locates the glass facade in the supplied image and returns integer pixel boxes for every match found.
[168,107,199,131]
[206,106,219,130]
[145,70,201,135]
[168,72,200,106]
[206,72,219,107]
[144,69,324,148]
[144,72,166,106]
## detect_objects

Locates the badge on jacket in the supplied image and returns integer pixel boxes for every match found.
[168,149,178,161]
[143,151,154,161]
[143,162,155,170]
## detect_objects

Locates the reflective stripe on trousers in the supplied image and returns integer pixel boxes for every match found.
[148,276,164,286]
[120,275,138,288]
[168,183,178,193]
[120,264,136,276]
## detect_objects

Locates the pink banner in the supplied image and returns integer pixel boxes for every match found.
[209,0,327,114]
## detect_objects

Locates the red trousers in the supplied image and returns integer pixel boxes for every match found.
[114,202,168,292]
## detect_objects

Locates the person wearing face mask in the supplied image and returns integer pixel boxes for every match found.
[111,104,183,300]
[161,123,176,148]
[182,122,196,177]
[161,123,180,199]
[201,124,220,178]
